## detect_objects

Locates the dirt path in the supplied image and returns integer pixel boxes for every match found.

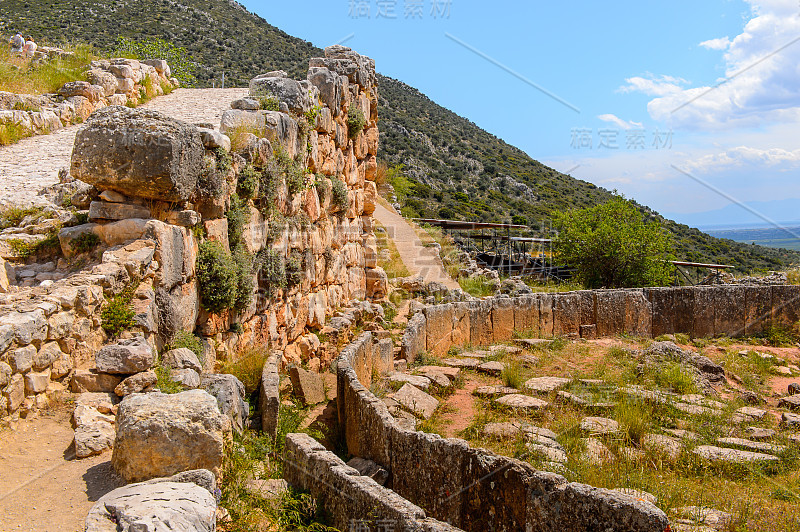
[0,406,123,532]
[373,202,459,290]
[0,88,247,207]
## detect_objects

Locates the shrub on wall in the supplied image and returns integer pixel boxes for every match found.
[196,241,238,313]
[226,193,251,252]
[331,177,348,211]
[237,165,259,200]
[233,247,254,311]
[101,294,135,338]
[166,330,205,365]
[255,248,287,293]
[347,106,366,139]
[286,251,304,287]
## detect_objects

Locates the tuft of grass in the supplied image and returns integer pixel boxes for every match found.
[166,330,205,366]
[374,223,410,279]
[6,230,61,259]
[459,275,496,297]
[0,205,45,229]
[654,362,697,394]
[154,364,186,394]
[614,398,652,445]
[501,361,525,389]
[220,346,269,395]
[0,121,32,146]
[71,232,100,254]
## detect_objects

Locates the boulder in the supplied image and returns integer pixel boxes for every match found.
[231,97,260,110]
[201,373,248,435]
[494,393,548,412]
[393,383,438,419]
[114,370,157,397]
[71,106,204,202]
[96,336,155,374]
[73,402,116,458]
[72,370,123,393]
[289,365,326,405]
[197,127,231,151]
[692,445,779,463]
[346,457,389,486]
[249,74,312,114]
[162,347,202,373]
[112,390,231,481]
[84,480,216,532]
[88,201,150,221]
[259,354,280,439]
[524,376,571,394]
[580,417,620,435]
[170,368,201,389]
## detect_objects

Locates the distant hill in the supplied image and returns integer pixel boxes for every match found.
[2,0,798,273]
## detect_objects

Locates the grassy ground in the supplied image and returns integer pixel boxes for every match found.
[417,337,800,532]
[375,222,410,279]
[0,44,95,94]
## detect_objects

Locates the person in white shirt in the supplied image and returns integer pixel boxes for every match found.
[22,36,36,58]
[9,33,24,53]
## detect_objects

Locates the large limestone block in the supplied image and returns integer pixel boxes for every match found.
[366,266,389,299]
[96,336,155,374]
[71,106,204,202]
[692,287,715,338]
[595,290,625,337]
[623,289,652,337]
[289,365,326,405]
[771,285,800,328]
[492,297,515,342]
[538,293,554,337]
[259,354,280,439]
[307,66,347,116]
[646,287,674,337]
[401,312,426,363]
[201,373,248,435]
[112,390,231,481]
[249,74,312,114]
[424,304,454,356]
[714,285,745,337]
[744,286,771,335]
[514,295,539,334]
[469,299,493,347]
[162,347,202,373]
[553,293,580,336]
[84,480,216,532]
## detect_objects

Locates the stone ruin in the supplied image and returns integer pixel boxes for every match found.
[2,44,799,531]
[0,57,178,149]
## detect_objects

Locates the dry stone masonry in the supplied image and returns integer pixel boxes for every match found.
[0,45,384,422]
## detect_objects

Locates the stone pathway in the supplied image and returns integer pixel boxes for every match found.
[0,88,247,207]
[373,202,459,290]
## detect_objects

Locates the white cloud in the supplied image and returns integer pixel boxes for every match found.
[597,113,642,130]
[619,74,689,97]
[685,146,800,172]
[699,37,730,50]
[624,1,800,129]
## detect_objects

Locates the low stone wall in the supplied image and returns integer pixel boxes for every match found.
[0,58,178,142]
[259,353,280,438]
[331,332,669,532]
[402,285,800,361]
[285,433,461,531]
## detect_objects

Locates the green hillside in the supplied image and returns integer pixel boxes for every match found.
[1,0,797,273]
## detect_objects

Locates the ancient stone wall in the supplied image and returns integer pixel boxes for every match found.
[402,285,800,361]
[0,57,178,140]
[0,46,384,421]
[319,331,670,532]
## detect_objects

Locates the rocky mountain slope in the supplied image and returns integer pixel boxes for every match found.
[1,0,797,273]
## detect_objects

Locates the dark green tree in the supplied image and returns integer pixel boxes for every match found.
[553,196,675,288]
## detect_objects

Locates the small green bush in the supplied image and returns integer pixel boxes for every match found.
[166,330,205,365]
[226,194,251,252]
[101,295,135,338]
[255,248,287,293]
[72,232,100,253]
[237,165,260,199]
[154,364,185,394]
[196,241,238,313]
[233,246,254,311]
[286,251,304,287]
[8,230,61,259]
[314,174,330,204]
[331,177,348,211]
[347,106,366,139]
[216,147,233,174]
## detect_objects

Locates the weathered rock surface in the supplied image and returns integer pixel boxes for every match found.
[96,336,155,374]
[580,416,620,435]
[347,457,389,485]
[524,376,571,393]
[387,372,431,390]
[717,437,785,454]
[289,365,326,405]
[473,385,519,397]
[162,347,202,373]
[477,361,505,375]
[72,370,123,393]
[112,390,231,481]
[114,370,157,397]
[494,393,548,411]
[778,394,800,411]
[71,106,204,202]
[201,373,248,435]
[393,383,438,419]
[73,399,117,459]
[84,480,216,532]
[692,445,779,463]
[260,354,280,439]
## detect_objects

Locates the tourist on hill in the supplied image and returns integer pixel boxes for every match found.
[9,33,24,53]
[23,36,36,58]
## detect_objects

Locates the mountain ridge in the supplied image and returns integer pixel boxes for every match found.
[1,0,797,273]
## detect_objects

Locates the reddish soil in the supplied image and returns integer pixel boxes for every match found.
[439,377,482,438]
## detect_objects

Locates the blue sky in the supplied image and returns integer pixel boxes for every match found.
[241,0,800,226]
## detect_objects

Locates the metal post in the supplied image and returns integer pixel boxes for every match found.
[221,72,225,89]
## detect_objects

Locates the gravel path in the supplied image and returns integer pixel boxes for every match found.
[0,88,247,207]
[373,202,460,289]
